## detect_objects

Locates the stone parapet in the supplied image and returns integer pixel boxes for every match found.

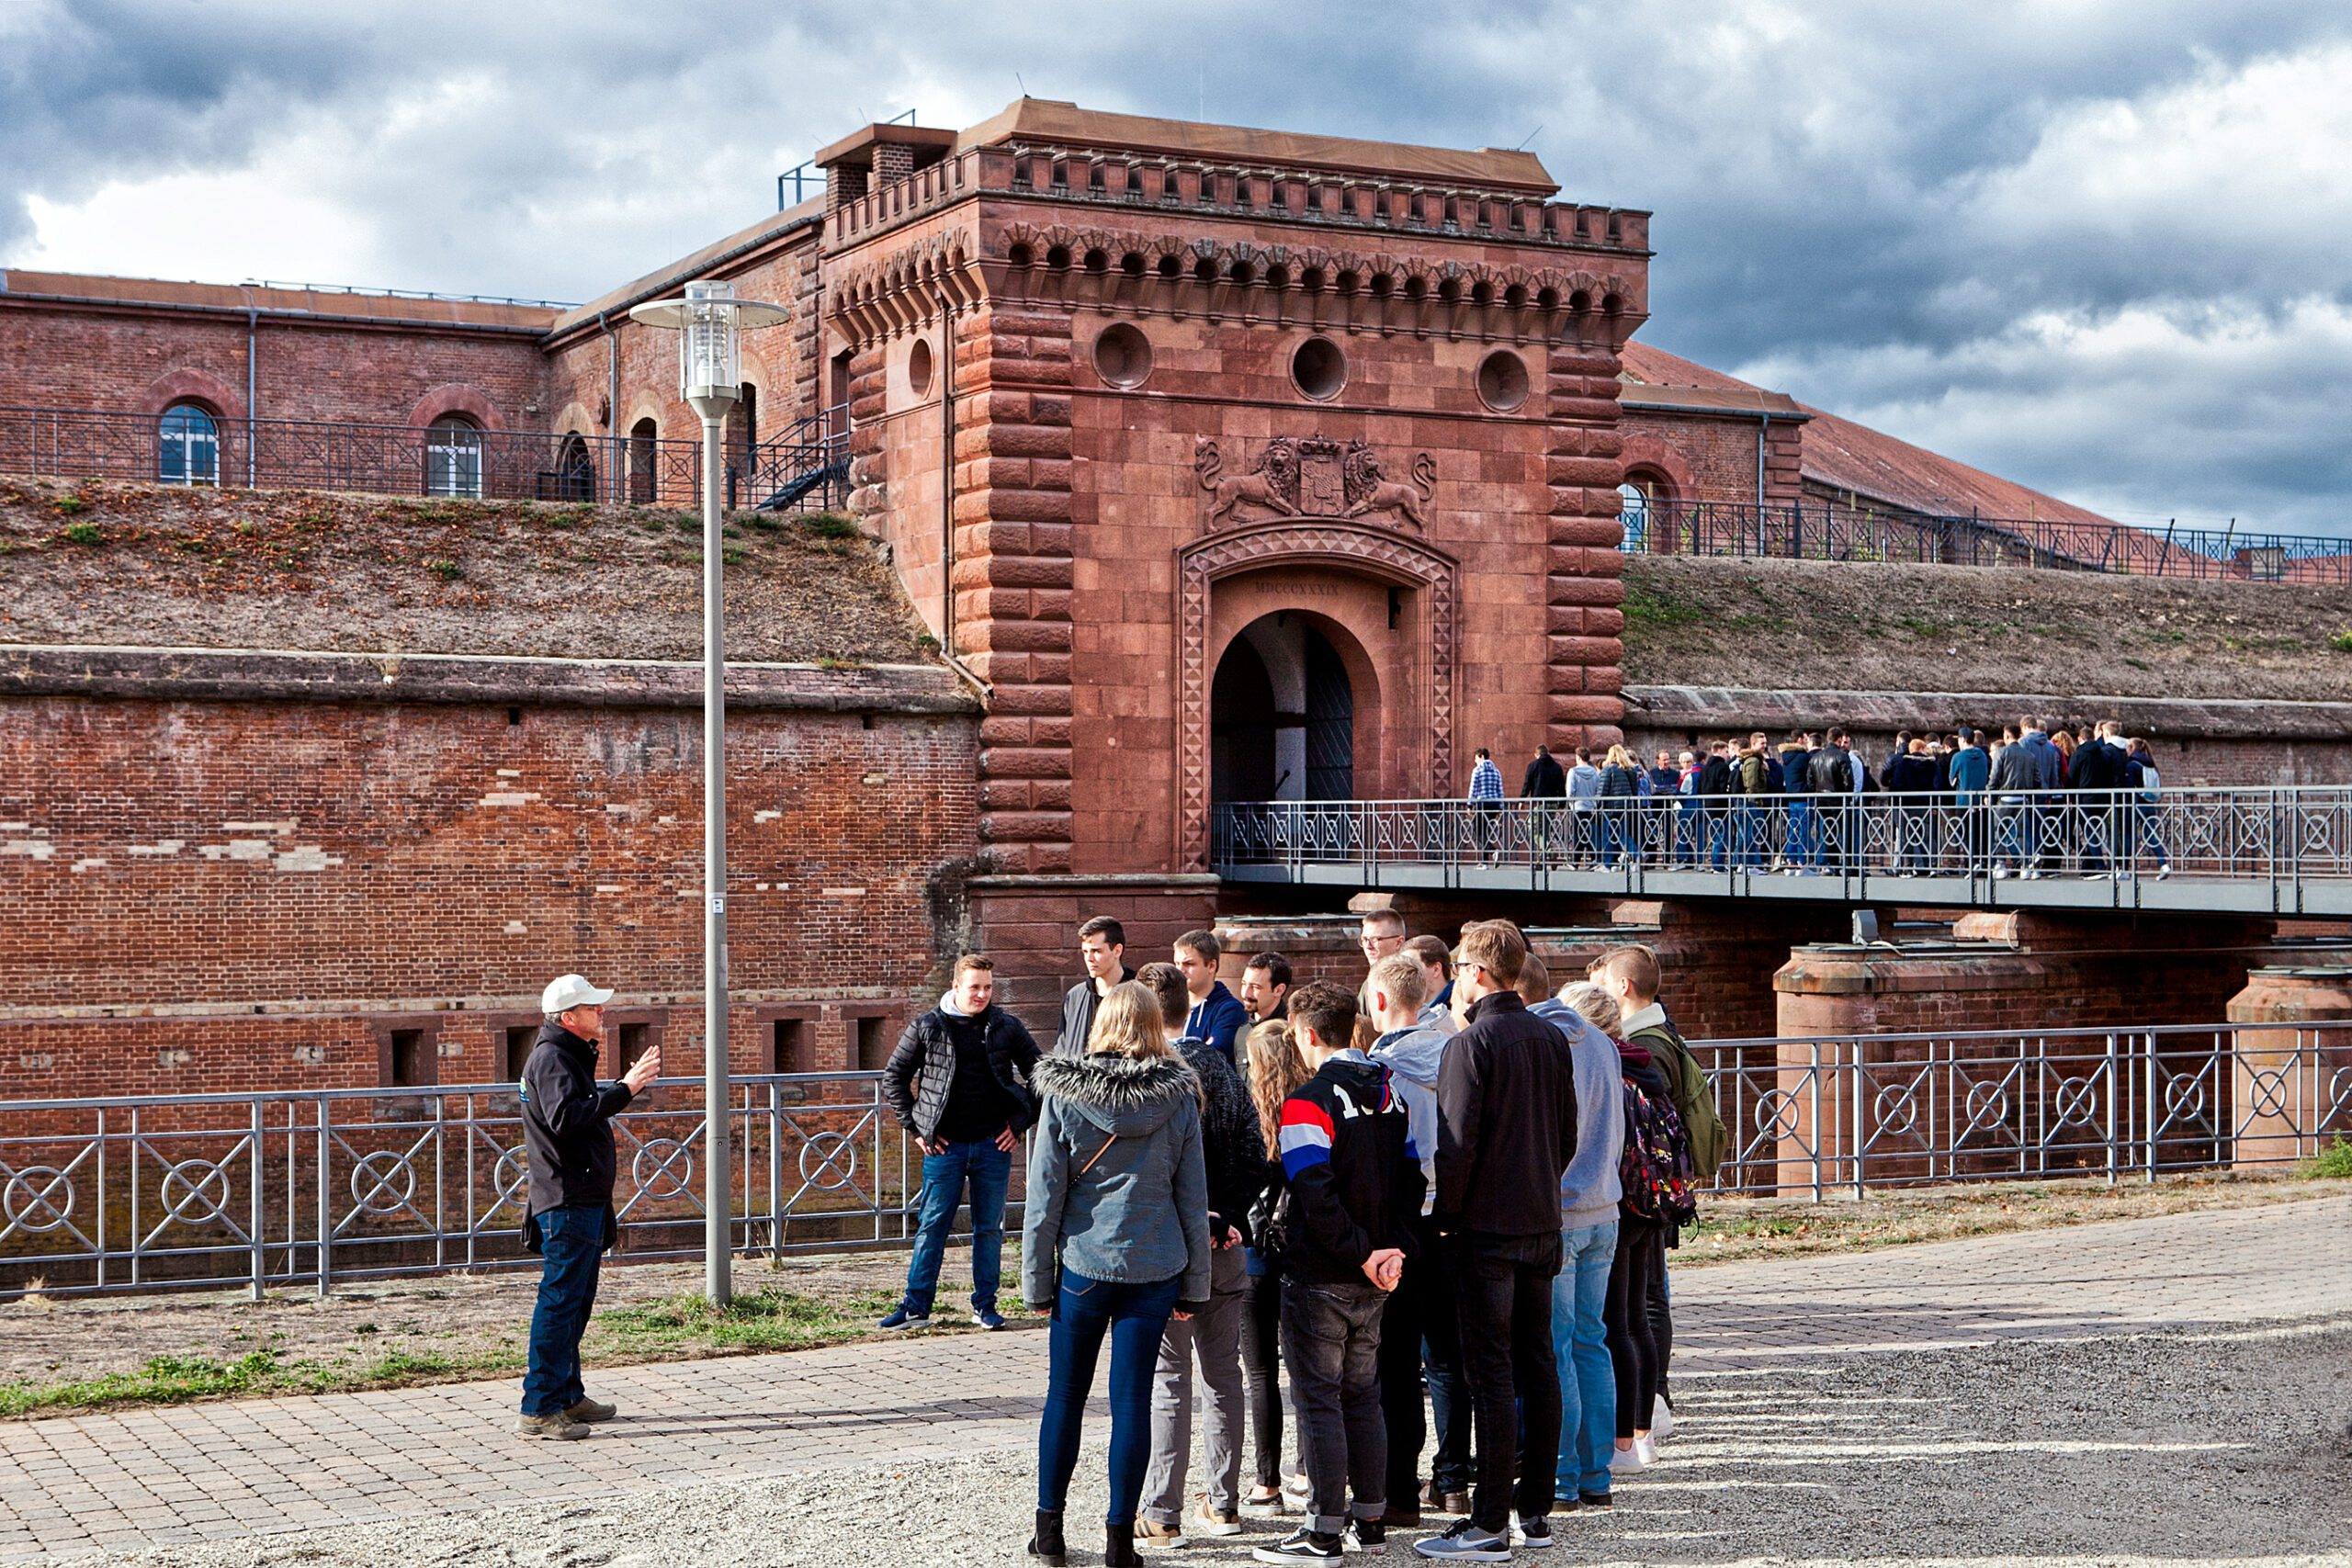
[2225,966,2352,1168]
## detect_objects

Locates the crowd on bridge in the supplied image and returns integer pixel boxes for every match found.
[505,906,1724,1564]
[1465,716,2174,879]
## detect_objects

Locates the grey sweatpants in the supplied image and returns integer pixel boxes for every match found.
[1142,1242,1250,1525]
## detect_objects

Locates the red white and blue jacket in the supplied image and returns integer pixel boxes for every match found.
[1270,1053,1425,1284]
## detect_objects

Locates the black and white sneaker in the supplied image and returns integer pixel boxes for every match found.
[1348,1517,1387,1554]
[1515,1513,1554,1549]
[1411,1518,1510,1562]
[1254,1526,1342,1562]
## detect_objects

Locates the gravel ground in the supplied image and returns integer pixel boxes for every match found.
[98,1315,2352,1567]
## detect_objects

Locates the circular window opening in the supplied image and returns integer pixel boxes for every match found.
[1291,337,1346,401]
[1093,322,1154,389]
[907,338,935,399]
[1476,349,1529,413]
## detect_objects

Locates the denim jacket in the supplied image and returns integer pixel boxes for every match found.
[1022,1052,1212,1312]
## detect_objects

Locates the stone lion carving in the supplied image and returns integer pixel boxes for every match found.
[1346,447,1437,532]
[1195,438,1299,526]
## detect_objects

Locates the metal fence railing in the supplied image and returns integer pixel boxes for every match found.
[3,1024,2344,1299]
[1627,497,2352,585]
[0,1072,965,1301]
[1212,788,2352,915]
[1691,1022,2352,1200]
[0,405,850,514]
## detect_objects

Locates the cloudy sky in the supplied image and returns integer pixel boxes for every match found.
[6,0,2349,536]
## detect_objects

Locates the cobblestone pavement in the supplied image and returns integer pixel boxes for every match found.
[1,1194,2345,1562]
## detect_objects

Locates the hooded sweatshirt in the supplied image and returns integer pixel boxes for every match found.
[1530,1001,1625,1230]
[1023,1053,1212,1311]
[1370,1023,1446,1204]
[1271,1051,1424,1284]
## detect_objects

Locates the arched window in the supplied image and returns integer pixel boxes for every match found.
[425,416,484,499]
[628,418,658,504]
[550,434,595,502]
[1617,479,1653,553]
[158,403,220,486]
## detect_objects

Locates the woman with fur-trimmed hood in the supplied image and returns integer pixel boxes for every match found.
[1023,980,1212,1568]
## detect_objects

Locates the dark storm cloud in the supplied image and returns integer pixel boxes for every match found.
[6,0,2350,533]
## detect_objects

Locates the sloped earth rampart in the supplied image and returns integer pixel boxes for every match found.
[0,478,933,666]
[1624,555,2352,704]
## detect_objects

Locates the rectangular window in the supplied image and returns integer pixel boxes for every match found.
[503,1026,536,1082]
[390,1029,430,1088]
[854,1016,890,1072]
[772,1018,808,1076]
[616,1022,653,1071]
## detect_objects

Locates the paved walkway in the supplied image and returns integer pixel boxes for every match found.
[0,1195,2345,1562]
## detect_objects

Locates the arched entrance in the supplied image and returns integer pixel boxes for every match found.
[1210,614,1357,805]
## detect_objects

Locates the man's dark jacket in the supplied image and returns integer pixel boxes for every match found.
[1433,990,1577,1237]
[1056,965,1135,1057]
[1883,753,1938,795]
[883,1003,1041,1142]
[1807,747,1857,795]
[1695,754,1735,799]
[1270,1055,1424,1283]
[1521,752,1567,798]
[2070,737,2130,792]
[519,1021,633,1252]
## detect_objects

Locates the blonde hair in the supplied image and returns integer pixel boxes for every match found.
[1605,743,1634,769]
[1562,980,1622,1036]
[1246,1019,1310,1157]
[1087,980,1174,1062]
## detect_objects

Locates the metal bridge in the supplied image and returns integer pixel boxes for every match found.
[1212,787,2352,918]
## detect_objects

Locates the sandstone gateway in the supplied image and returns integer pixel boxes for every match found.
[4,102,2344,1100]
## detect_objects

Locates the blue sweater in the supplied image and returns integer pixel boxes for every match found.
[1183,981,1249,1062]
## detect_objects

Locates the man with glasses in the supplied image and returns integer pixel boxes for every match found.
[1359,908,1407,972]
[517,973,662,1438]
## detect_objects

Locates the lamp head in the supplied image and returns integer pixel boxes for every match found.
[628,281,791,422]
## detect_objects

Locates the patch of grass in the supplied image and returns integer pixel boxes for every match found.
[722,546,747,566]
[802,512,860,540]
[594,1287,877,1356]
[746,513,784,533]
[0,1350,282,1417]
[2300,1137,2352,1179]
[60,522,103,547]
[2330,630,2352,655]
[50,494,89,515]
[424,557,464,581]
[1619,581,1705,631]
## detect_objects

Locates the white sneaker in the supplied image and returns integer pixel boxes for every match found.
[1634,1435,1658,1467]
[1608,1443,1645,1475]
[2157,865,2173,880]
[1650,1396,1675,1440]
[1993,866,2010,880]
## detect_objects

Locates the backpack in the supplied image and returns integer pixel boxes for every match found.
[1630,1023,1727,1183]
[1619,1071,1698,1227]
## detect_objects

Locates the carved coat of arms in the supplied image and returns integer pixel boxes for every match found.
[1195,434,1436,531]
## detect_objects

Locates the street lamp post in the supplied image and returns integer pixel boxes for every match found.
[628,279,789,1306]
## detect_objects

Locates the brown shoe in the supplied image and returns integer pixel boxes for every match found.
[1419,1480,1446,1511]
[1378,1505,1421,1529]
[563,1396,616,1424]
[515,1412,587,1440]
[1442,1492,1471,1516]
[1133,1518,1186,1548]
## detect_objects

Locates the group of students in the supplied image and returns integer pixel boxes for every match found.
[878,915,1720,1564]
[1470,716,2174,878]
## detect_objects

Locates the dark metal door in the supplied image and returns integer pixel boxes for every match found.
[1304,628,1354,799]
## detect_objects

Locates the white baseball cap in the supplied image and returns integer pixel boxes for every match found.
[542,974,615,1014]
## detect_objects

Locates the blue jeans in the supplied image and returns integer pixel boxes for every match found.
[900,1138,1012,1315]
[521,1203,605,1416]
[1038,1269,1182,1523]
[1551,1220,1619,1499]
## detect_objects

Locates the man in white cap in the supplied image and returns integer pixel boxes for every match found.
[517,972,662,1438]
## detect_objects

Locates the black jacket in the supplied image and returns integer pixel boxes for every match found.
[1056,968,1136,1057]
[2071,737,2131,792]
[1174,1036,1269,1243]
[1521,753,1567,798]
[883,1004,1042,1142]
[1434,991,1578,1237]
[1807,747,1857,795]
[1695,754,1735,799]
[519,1021,633,1250]
[1269,1055,1424,1283]
[1598,763,1641,799]
[1883,754,1938,795]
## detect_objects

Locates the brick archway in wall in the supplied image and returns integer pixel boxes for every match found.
[1177,519,1458,872]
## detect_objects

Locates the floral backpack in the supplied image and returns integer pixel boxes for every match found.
[1619,1070,1699,1227]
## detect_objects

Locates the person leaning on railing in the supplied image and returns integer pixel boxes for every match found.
[515,973,662,1440]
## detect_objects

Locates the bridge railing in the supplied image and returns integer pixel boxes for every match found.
[1214,787,2352,892]
[2,1022,2344,1299]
